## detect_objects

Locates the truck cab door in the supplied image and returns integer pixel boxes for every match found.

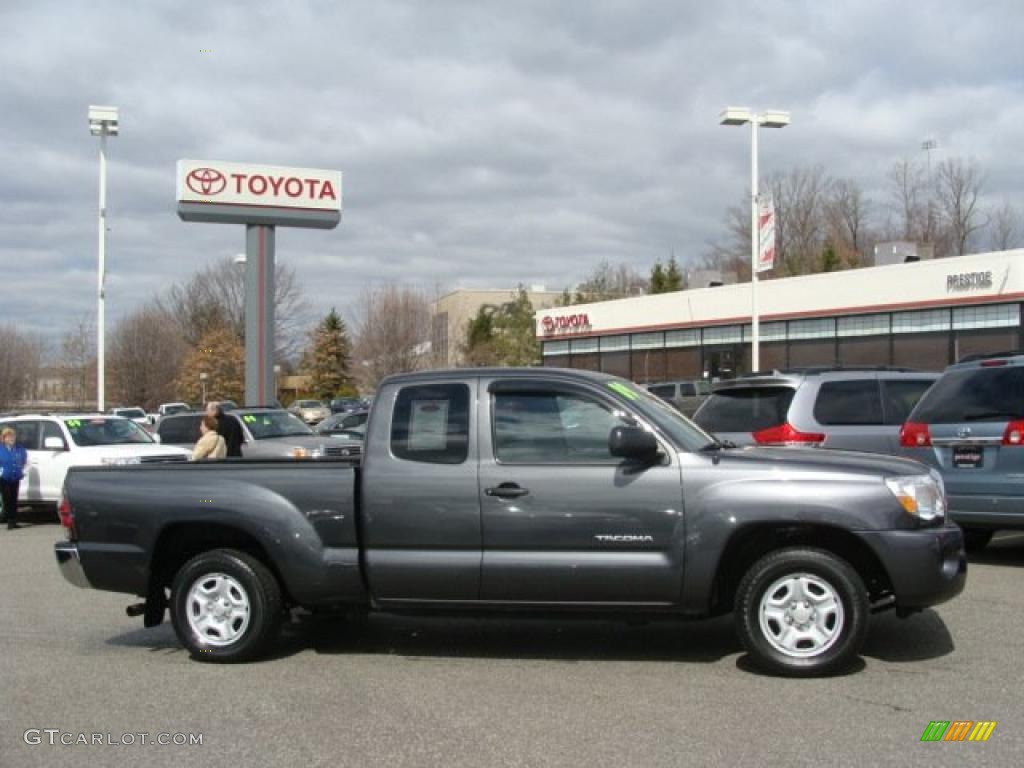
[478,378,686,605]
[37,421,71,502]
[361,380,481,603]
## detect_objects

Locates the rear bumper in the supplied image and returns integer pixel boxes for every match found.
[858,523,966,609]
[947,494,1024,529]
[55,541,93,589]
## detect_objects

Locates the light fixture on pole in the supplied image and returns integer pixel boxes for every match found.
[199,372,208,405]
[273,364,281,404]
[88,105,119,412]
[719,106,790,372]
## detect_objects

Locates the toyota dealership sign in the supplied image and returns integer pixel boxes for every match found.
[176,159,342,229]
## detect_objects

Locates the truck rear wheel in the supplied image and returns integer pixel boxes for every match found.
[170,548,283,663]
[735,547,868,677]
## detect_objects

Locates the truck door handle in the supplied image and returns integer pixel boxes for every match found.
[485,483,530,499]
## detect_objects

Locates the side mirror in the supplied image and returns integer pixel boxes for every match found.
[609,426,659,462]
[43,437,67,451]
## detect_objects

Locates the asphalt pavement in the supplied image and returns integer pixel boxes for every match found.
[1,521,1022,768]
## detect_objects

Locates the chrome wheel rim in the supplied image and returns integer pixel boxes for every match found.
[758,572,844,658]
[185,572,252,647]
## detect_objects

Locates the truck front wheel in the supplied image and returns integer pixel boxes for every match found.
[170,548,283,663]
[735,548,869,677]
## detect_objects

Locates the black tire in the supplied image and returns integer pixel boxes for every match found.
[962,528,994,553]
[170,548,283,663]
[735,547,869,677]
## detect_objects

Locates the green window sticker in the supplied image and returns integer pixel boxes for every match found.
[65,419,82,428]
[243,415,257,423]
[607,382,639,401]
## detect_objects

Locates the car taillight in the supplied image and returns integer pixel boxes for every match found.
[58,493,76,539]
[899,422,932,448]
[752,423,825,446]
[1003,420,1024,446]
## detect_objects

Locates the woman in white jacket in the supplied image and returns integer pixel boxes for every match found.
[191,414,227,460]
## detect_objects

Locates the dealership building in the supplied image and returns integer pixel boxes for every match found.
[535,249,1024,381]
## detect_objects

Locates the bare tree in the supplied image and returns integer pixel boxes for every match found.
[159,257,309,361]
[58,314,97,408]
[935,157,987,256]
[825,178,872,266]
[769,166,829,276]
[572,260,648,302]
[108,306,188,410]
[987,201,1022,252]
[351,284,432,391]
[0,325,44,408]
[886,158,927,243]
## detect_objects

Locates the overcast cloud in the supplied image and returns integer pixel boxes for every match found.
[3,0,1022,346]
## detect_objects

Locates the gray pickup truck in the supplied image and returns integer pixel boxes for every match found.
[56,368,966,676]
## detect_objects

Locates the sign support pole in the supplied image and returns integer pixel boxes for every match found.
[245,224,275,406]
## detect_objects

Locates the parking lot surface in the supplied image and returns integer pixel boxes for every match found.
[1,522,1022,768]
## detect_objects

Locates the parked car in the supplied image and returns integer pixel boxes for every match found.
[110,407,150,426]
[57,368,964,676]
[329,398,363,414]
[693,367,939,454]
[644,379,712,417]
[157,402,191,420]
[0,414,189,512]
[288,399,331,425]
[157,408,357,459]
[899,351,1024,551]
[316,410,368,436]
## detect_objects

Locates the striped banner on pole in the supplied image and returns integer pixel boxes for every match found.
[757,195,775,272]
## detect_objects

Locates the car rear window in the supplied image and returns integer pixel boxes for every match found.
[813,380,883,426]
[882,379,936,425]
[694,387,796,433]
[648,385,675,399]
[911,366,1024,423]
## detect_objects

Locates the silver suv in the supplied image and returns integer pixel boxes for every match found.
[693,367,939,454]
[899,352,1024,551]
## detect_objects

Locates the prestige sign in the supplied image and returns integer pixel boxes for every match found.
[176,159,342,229]
[946,270,993,293]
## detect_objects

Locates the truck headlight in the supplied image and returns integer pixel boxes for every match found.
[884,474,946,522]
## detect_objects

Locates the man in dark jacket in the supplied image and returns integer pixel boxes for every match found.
[206,402,244,458]
[0,426,28,529]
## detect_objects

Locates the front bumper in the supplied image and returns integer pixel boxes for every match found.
[55,541,92,589]
[858,523,966,609]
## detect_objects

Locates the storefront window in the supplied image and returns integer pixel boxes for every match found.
[952,303,1020,330]
[837,313,890,337]
[892,309,950,334]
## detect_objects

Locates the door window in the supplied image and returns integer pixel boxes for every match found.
[812,380,883,425]
[493,391,628,464]
[40,421,68,450]
[0,421,41,450]
[391,383,470,464]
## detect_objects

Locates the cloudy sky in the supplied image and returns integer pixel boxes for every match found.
[3,0,1022,348]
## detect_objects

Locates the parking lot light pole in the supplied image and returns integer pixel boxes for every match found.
[88,106,119,412]
[199,372,208,405]
[719,107,790,372]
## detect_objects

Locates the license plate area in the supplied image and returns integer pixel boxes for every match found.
[952,446,984,468]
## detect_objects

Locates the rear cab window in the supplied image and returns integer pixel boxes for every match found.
[694,386,796,433]
[390,383,470,464]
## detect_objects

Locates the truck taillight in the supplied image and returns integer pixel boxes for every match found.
[899,422,932,448]
[58,494,76,539]
[752,423,825,446]
[1003,420,1024,446]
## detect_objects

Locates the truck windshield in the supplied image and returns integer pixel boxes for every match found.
[604,380,716,452]
[64,418,154,447]
[239,411,314,439]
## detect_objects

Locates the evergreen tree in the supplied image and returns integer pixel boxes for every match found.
[492,287,541,366]
[821,244,840,272]
[462,305,499,366]
[664,254,684,290]
[308,309,357,399]
[649,261,667,294]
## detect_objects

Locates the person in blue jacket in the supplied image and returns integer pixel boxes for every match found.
[0,426,28,530]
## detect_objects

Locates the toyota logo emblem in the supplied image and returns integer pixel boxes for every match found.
[957,427,972,439]
[186,168,227,196]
